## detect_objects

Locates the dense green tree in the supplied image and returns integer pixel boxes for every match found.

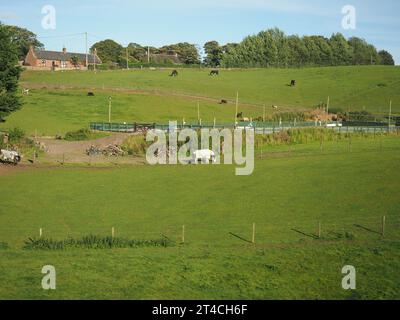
[204,41,223,67]
[378,50,395,65]
[127,43,147,62]
[308,36,333,66]
[159,42,200,64]
[348,37,379,65]
[91,39,123,64]
[3,25,43,60]
[0,24,22,122]
[287,35,309,66]
[329,33,354,65]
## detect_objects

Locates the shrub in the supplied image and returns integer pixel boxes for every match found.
[0,242,9,250]
[121,135,150,155]
[64,128,106,141]
[8,127,25,143]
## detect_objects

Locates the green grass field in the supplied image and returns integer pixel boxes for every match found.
[1,66,399,135]
[0,137,399,299]
[1,66,400,300]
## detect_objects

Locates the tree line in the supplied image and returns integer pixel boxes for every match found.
[205,28,395,67]
[0,23,395,68]
[90,40,201,67]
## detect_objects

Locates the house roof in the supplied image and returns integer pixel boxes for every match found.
[33,49,102,64]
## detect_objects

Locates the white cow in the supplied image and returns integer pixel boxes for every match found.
[0,149,21,165]
[192,149,216,164]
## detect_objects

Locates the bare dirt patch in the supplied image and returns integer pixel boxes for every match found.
[35,133,145,165]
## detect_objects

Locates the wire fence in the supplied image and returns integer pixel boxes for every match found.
[1,214,399,249]
[90,121,399,133]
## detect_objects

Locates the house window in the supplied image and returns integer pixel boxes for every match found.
[41,59,46,66]
[61,61,67,68]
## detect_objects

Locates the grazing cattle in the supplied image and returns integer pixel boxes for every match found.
[87,92,95,96]
[290,80,296,87]
[220,99,228,104]
[192,149,216,164]
[272,105,278,110]
[210,70,219,76]
[22,89,29,95]
[170,70,179,77]
[236,112,243,119]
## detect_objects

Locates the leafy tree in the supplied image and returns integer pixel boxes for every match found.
[348,37,379,65]
[0,24,22,122]
[310,36,333,66]
[378,50,395,65]
[329,33,353,66]
[127,43,147,62]
[204,41,223,67]
[70,56,80,68]
[287,35,309,67]
[159,43,200,64]
[91,39,123,64]
[3,25,43,60]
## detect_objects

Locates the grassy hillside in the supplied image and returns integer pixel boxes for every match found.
[20,66,400,110]
[0,66,398,135]
[0,137,399,299]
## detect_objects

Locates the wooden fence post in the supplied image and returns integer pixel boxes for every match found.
[382,216,386,238]
[318,221,321,239]
[39,228,42,238]
[182,225,185,244]
[112,227,115,239]
[252,223,256,244]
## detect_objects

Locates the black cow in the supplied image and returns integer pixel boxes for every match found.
[290,80,296,87]
[87,92,95,96]
[170,70,179,77]
[210,70,219,76]
[220,99,228,104]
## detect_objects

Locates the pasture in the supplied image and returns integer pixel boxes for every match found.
[0,137,400,299]
[1,66,399,135]
[0,66,400,300]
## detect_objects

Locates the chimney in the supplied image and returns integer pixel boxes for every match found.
[62,46,67,54]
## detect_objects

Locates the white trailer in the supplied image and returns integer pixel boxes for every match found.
[0,149,21,165]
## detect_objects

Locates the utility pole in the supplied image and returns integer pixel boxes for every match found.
[108,96,112,123]
[126,47,129,70]
[235,92,239,128]
[197,101,200,124]
[147,46,150,63]
[93,48,97,72]
[326,96,330,115]
[263,104,266,122]
[85,32,88,68]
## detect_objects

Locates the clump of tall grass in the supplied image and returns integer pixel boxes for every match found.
[255,128,392,147]
[121,135,150,155]
[64,128,107,141]
[23,235,174,250]
[0,242,9,250]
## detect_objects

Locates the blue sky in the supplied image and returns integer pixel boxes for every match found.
[1,0,399,63]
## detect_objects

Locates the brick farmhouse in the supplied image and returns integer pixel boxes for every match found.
[24,46,102,70]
